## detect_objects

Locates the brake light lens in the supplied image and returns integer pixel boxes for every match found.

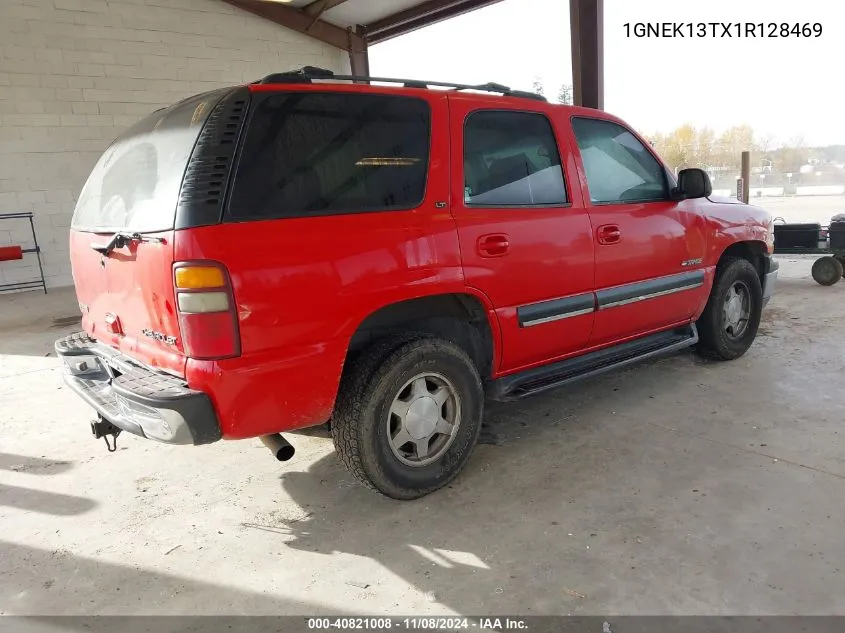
[173,263,240,360]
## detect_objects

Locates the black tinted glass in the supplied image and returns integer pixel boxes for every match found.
[228,92,431,219]
[464,110,567,206]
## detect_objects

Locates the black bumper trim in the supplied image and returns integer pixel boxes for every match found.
[55,333,221,446]
[517,292,595,327]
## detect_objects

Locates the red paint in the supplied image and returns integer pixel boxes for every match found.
[70,230,185,376]
[67,83,773,440]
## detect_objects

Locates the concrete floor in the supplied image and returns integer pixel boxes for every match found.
[1,257,843,616]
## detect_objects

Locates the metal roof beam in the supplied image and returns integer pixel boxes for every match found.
[366,0,504,44]
[222,0,362,50]
[302,0,350,18]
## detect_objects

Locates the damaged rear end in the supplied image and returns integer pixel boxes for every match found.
[56,86,250,447]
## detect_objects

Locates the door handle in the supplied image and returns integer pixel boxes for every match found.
[597,224,621,245]
[477,233,510,257]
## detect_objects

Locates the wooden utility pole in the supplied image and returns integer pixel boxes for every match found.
[740,151,751,203]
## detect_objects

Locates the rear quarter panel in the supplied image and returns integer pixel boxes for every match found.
[176,89,471,438]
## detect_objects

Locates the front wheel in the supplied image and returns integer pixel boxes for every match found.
[696,257,763,361]
[331,337,483,500]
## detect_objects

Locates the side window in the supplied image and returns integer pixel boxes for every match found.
[463,110,567,206]
[227,93,430,220]
[571,117,669,204]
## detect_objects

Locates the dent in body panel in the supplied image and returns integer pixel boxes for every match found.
[185,342,347,438]
[704,201,772,263]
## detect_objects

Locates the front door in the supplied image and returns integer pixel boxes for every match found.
[448,95,595,374]
[569,116,709,346]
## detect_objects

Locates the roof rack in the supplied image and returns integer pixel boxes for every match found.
[255,66,546,102]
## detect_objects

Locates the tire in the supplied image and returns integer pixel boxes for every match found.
[836,256,845,279]
[331,336,483,500]
[696,257,763,361]
[811,256,843,286]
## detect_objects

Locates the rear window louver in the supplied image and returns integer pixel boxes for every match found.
[175,87,250,229]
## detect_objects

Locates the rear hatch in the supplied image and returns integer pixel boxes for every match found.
[69,90,230,377]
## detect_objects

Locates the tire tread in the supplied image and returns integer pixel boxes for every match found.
[332,334,482,499]
[332,333,426,494]
[697,256,762,361]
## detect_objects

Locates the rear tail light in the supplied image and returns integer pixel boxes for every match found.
[177,292,230,313]
[173,262,240,360]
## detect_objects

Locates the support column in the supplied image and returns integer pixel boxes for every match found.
[569,0,604,109]
[348,25,370,78]
[740,151,751,204]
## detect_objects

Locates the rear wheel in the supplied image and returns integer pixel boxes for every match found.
[811,256,843,286]
[696,257,763,361]
[331,336,483,500]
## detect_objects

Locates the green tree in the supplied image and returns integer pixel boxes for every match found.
[775,136,808,174]
[696,127,716,168]
[557,84,573,105]
[715,125,756,171]
[650,124,697,172]
[532,77,544,97]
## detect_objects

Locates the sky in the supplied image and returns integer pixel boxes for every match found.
[368,0,842,147]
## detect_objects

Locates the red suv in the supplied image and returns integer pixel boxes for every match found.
[57,67,778,499]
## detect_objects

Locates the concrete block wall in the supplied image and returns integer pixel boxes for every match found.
[0,0,346,289]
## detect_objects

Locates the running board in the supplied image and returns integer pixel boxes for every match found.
[487,324,698,402]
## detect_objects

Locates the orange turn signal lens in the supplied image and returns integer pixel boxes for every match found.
[175,266,226,289]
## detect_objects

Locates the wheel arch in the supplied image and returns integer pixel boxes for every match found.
[345,292,499,380]
[717,240,769,283]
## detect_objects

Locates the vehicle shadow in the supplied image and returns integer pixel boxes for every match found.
[259,352,703,615]
[0,539,353,622]
[0,483,96,516]
[0,452,73,475]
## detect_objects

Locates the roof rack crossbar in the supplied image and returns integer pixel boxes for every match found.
[256,67,547,102]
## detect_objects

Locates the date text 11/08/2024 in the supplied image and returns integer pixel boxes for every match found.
[307,617,529,630]
[624,22,822,38]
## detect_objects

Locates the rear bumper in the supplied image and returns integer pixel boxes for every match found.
[762,256,779,307]
[55,332,221,445]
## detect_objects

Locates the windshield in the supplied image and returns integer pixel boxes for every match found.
[71,90,227,233]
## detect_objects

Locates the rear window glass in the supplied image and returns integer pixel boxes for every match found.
[227,92,430,220]
[71,90,226,233]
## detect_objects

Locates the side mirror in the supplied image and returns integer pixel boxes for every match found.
[674,168,712,200]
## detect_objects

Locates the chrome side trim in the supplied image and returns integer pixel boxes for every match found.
[598,281,704,310]
[517,292,596,328]
[596,270,706,310]
[522,306,595,327]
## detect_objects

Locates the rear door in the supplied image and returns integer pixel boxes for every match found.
[568,116,709,346]
[448,94,595,374]
[69,90,231,375]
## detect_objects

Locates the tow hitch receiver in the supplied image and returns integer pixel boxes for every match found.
[91,417,122,452]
